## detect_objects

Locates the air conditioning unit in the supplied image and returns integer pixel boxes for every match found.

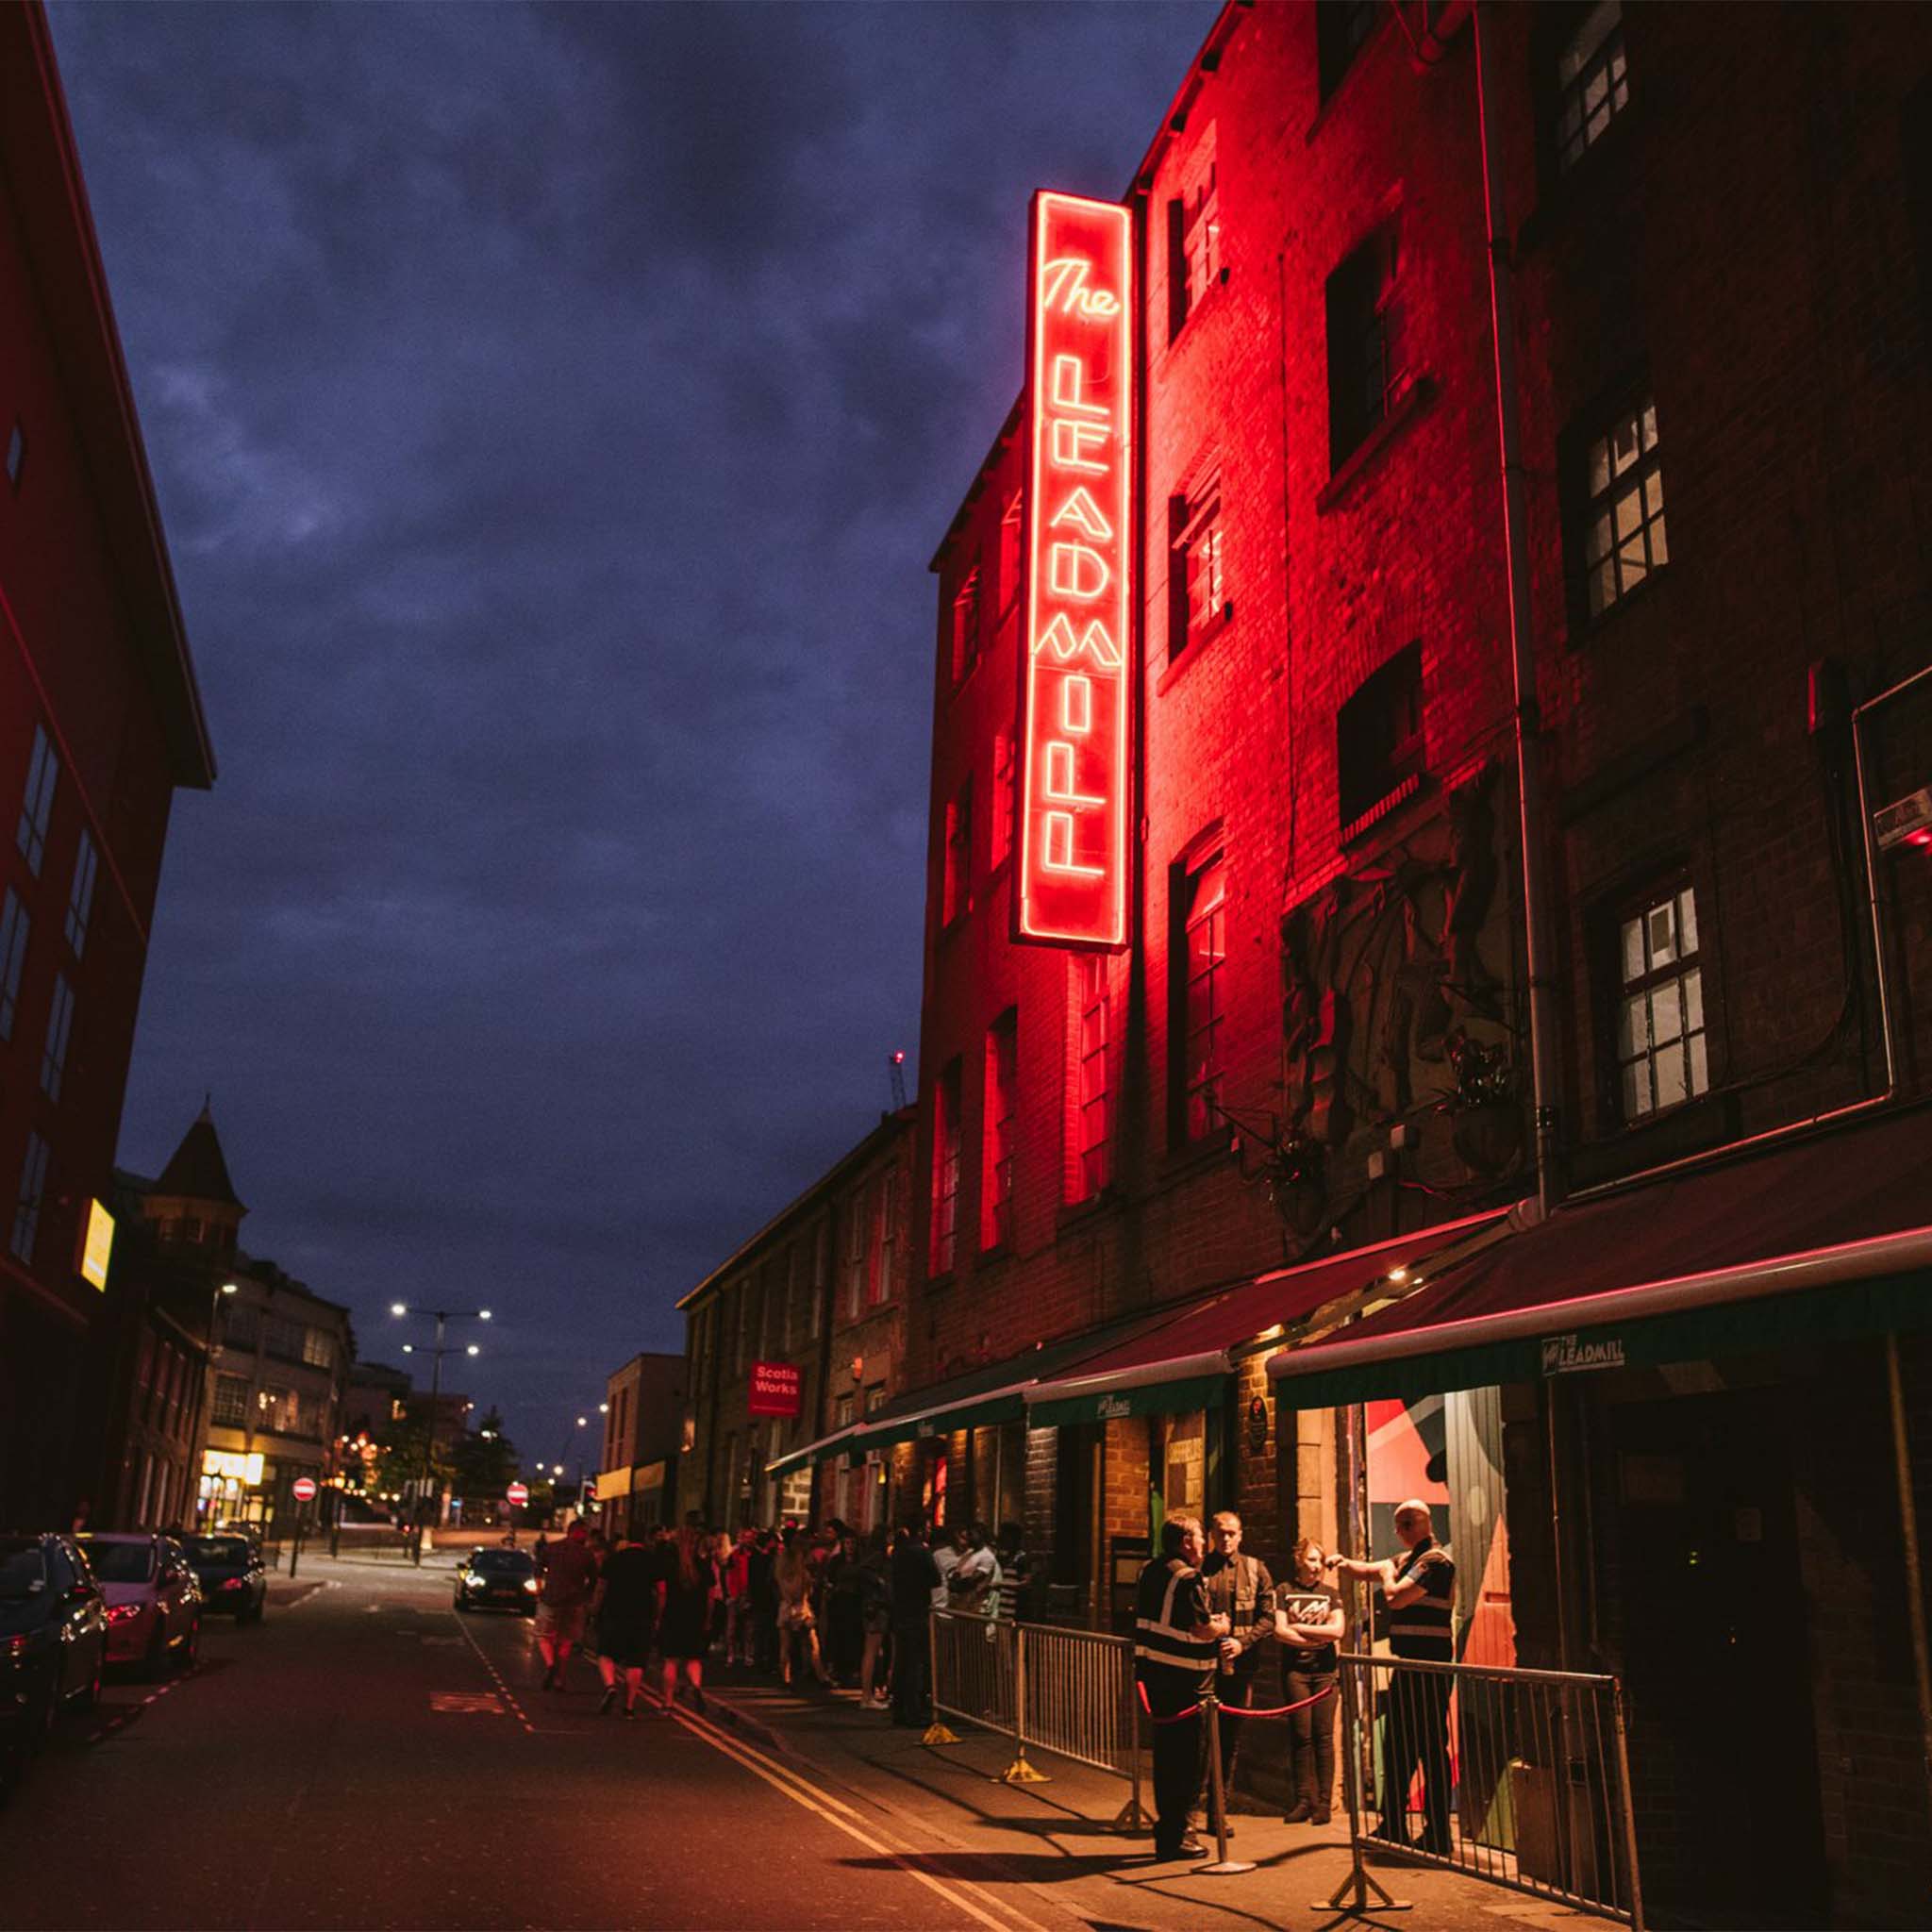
[1874,787,1932,852]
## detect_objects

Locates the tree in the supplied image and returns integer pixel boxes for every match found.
[451,1407,521,1502]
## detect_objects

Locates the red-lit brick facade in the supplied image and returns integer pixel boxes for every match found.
[0,6,214,1527]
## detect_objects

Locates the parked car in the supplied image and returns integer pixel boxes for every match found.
[0,1532,105,1776]
[454,1547,540,1615]
[78,1534,202,1677]
[182,1533,267,1622]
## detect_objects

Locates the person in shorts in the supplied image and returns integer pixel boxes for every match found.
[536,1520,598,1690]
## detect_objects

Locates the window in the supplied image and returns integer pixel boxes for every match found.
[302,1327,334,1371]
[10,1131,48,1262]
[834,1392,856,1431]
[1576,392,1667,620]
[875,1172,900,1305]
[998,493,1024,618]
[262,1314,305,1362]
[1338,641,1424,834]
[1326,224,1404,471]
[982,1011,1017,1251]
[211,1375,249,1429]
[1555,1,1629,174]
[65,830,97,958]
[40,973,73,1102]
[991,732,1016,872]
[5,421,22,490]
[16,724,58,877]
[1174,852,1227,1142]
[1074,954,1110,1199]
[224,1305,259,1351]
[257,1385,300,1435]
[931,1058,962,1276]
[1168,479,1224,662]
[942,780,973,924]
[1614,883,1708,1122]
[1166,137,1220,341]
[732,1287,747,1373]
[843,1191,868,1322]
[0,891,27,1041]
[1317,0,1381,99]
[811,1224,827,1340]
[950,565,982,685]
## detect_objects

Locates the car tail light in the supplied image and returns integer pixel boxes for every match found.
[107,1603,143,1624]
[221,1577,247,1591]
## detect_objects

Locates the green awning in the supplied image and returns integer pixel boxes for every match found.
[1027,1370,1227,1430]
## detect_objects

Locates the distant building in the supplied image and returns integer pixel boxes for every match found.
[0,4,215,1526]
[593,1350,685,1535]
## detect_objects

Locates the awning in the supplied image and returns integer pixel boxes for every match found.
[1024,1209,1510,1427]
[765,1425,858,1479]
[1269,1102,1932,1407]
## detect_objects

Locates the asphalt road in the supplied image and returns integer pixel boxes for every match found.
[0,1555,1074,1932]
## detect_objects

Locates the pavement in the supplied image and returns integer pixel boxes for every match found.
[0,1553,1620,1930]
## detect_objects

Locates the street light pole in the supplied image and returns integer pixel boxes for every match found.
[391,1303,491,1554]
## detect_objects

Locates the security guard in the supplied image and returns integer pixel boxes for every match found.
[1198,1509,1276,1830]
[1133,1514,1228,1861]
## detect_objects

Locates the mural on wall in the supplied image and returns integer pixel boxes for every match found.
[1265,760,1523,1248]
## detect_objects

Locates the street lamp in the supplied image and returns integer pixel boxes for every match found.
[390,1303,494,1537]
[198,1281,239,1524]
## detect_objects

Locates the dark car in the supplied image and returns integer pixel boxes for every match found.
[182,1533,267,1622]
[0,1533,106,1776]
[454,1547,540,1615]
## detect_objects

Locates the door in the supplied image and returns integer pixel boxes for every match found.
[1610,1387,1827,1927]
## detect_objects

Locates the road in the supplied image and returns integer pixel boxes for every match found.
[0,1555,1075,1932]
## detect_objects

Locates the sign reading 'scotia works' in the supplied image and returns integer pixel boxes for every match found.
[1015,191,1132,952]
[749,1359,803,1418]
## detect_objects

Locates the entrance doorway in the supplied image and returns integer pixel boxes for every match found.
[1609,1386,1827,1927]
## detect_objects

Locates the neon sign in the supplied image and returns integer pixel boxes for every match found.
[1015,192,1132,951]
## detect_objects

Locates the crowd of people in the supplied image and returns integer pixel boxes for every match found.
[519,1514,1029,1724]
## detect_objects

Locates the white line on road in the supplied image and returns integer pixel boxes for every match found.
[448,1608,537,1734]
[658,1693,1049,1932]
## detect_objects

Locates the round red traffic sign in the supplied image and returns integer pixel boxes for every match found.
[506,1482,529,1507]
[291,1476,317,1503]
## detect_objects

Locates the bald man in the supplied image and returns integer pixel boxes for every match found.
[1330,1499,1456,1855]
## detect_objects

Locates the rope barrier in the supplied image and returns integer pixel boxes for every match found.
[1138,1678,1337,1725]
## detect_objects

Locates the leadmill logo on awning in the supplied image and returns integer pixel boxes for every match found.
[1541,1332,1627,1375]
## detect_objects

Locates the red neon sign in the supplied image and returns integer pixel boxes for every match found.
[1015,192,1133,951]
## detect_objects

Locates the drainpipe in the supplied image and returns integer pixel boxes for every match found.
[1473,2,1562,1226]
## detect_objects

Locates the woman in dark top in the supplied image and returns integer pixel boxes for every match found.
[1275,1536,1346,1824]
[656,1524,714,1714]
[592,1534,658,1718]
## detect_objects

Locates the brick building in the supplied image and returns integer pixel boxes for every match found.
[0,2,215,1527]
[679,1108,915,1532]
[593,1349,685,1534]
[757,3,1932,1922]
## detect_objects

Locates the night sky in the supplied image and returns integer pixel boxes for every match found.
[48,1,1216,1468]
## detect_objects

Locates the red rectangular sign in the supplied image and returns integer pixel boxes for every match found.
[1015,191,1133,951]
[749,1359,803,1419]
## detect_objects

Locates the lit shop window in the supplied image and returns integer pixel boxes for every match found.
[982,1011,1017,1252]
[942,780,973,925]
[1338,641,1424,837]
[1168,481,1224,663]
[65,829,97,957]
[0,890,27,1041]
[950,566,982,687]
[15,724,58,877]
[40,973,73,1102]
[930,1059,962,1276]
[1175,851,1227,1143]
[1579,393,1667,620]
[1615,884,1708,1122]
[1166,138,1220,341]
[10,1131,48,1263]
[1327,224,1404,471]
[1556,0,1630,175]
[1074,953,1110,1200]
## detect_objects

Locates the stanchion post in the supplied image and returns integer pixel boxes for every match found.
[1001,1623,1047,1784]
[1610,1680,1646,1932]
[1314,1659,1409,1911]
[1200,1683,1256,1875]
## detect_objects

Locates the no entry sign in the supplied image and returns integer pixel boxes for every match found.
[506,1481,529,1507]
[291,1476,317,1503]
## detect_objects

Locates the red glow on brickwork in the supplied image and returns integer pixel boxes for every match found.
[1016,192,1132,951]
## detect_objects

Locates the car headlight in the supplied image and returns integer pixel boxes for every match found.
[523,1577,540,1593]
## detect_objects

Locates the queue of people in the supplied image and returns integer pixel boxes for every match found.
[526,1512,1029,1724]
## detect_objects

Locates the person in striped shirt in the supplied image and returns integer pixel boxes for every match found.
[1133,1515,1230,1861]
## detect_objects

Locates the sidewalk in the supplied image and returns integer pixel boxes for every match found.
[697,1671,1619,1932]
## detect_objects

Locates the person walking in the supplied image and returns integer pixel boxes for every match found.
[654,1522,715,1714]
[592,1532,658,1719]
[1132,1515,1227,1863]
[1196,1509,1275,1834]
[1330,1499,1456,1854]
[774,1527,832,1687]
[1276,1536,1345,1824]
[888,1521,941,1727]
[534,1520,598,1691]
[857,1525,892,1707]
[721,1529,754,1668]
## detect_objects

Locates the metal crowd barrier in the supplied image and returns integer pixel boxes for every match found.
[927,1611,1143,1828]
[1331,1651,1644,1930]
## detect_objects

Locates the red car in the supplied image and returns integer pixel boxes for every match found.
[79,1534,202,1677]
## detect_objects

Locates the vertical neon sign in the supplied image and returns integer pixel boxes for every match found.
[1015,191,1133,952]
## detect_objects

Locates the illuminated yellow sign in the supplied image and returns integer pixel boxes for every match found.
[77,1198,114,1291]
[202,1450,264,1485]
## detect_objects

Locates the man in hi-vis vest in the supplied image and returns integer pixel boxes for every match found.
[1133,1515,1228,1862]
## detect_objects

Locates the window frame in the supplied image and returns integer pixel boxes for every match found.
[16,724,58,878]
[0,890,28,1041]
[1326,222,1405,474]
[10,1130,49,1263]
[1337,641,1426,837]
[1074,953,1110,1201]
[942,779,974,926]
[949,563,983,688]
[40,972,74,1103]
[981,1010,1017,1253]
[1171,848,1228,1146]
[1569,387,1668,626]
[1607,877,1710,1126]
[1167,477,1226,665]
[930,1058,962,1278]
[1552,0,1631,177]
[65,829,97,958]
[1165,142,1221,341]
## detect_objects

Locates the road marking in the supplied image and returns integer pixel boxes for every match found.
[658,1693,1047,1932]
[448,1609,537,1734]
[430,1691,506,1714]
